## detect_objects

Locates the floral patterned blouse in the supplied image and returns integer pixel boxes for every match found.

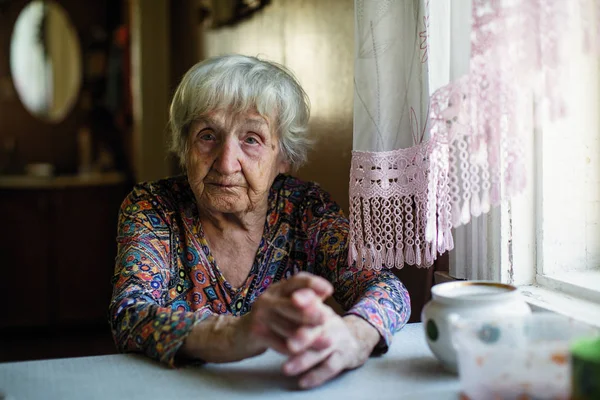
[109,174,411,367]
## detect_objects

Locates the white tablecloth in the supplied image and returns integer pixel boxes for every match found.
[0,323,461,400]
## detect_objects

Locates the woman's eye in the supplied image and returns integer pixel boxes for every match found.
[199,131,215,141]
[245,136,259,145]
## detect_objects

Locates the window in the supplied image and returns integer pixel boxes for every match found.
[509,34,600,324]
[443,0,600,326]
[535,47,600,298]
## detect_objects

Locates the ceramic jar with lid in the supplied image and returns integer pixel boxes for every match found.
[421,281,531,372]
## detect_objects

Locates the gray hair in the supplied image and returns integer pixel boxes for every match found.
[169,54,312,170]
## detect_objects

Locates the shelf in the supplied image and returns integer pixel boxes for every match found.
[0,172,127,189]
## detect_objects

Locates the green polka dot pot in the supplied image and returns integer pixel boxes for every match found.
[426,319,439,342]
[421,281,531,373]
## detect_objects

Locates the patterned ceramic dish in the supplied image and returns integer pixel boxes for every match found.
[451,313,599,400]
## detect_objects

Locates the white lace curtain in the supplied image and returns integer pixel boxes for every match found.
[350,0,599,270]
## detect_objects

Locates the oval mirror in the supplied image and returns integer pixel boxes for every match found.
[10,0,82,122]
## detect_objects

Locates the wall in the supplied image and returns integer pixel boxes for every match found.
[129,0,172,182]
[200,0,354,212]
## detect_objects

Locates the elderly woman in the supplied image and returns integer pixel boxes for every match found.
[109,54,410,389]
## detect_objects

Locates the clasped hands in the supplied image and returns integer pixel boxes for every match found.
[242,272,381,389]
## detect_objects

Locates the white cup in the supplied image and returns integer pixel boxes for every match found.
[25,163,55,178]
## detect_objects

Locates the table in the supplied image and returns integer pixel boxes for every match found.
[0,323,461,400]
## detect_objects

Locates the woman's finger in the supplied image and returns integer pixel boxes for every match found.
[285,302,335,353]
[278,272,334,299]
[264,335,292,355]
[271,296,326,326]
[298,352,345,389]
[290,288,319,308]
[251,322,292,355]
[307,333,332,351]
[282,346,333,377]
[266,308,301,339]
[286,324,329,354]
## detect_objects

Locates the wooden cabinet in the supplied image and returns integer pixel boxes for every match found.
[0,190,52,327]
[0,175,130,329]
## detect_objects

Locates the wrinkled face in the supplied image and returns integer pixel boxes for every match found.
[186,109,288,215]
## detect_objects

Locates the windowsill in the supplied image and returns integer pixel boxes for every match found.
[518,284,600,328]
[536,270,600,303]
[435,271,600,328]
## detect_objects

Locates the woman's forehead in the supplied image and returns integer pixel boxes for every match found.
[194,109,273,130]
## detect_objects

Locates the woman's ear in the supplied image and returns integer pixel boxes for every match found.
[275,143,291,174]
[278,160,291,174]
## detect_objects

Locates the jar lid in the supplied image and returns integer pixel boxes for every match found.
[432,281,518,304]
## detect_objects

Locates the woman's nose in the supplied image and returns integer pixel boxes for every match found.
[213,139,241,175]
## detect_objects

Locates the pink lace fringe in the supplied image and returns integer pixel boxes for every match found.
[349,0,597,269]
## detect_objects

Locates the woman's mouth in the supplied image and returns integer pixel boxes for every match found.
[207,182,239,188]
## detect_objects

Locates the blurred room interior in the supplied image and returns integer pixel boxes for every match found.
[0,0,447,363]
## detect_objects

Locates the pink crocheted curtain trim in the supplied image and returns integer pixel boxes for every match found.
[348,142,438,270]
[349,0,597,269]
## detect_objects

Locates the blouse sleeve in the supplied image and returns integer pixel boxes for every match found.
[303,186,411,351]
[109,188,212,367]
